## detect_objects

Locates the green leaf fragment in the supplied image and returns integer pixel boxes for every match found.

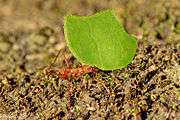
[64,10,137,70]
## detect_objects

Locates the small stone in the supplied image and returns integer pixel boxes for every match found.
[30,34,47,46]
[0,42,11,52]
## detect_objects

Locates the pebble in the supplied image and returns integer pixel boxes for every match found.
[0,42,11,52]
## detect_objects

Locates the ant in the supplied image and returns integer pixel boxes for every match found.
[45,48,97,80]
[58,64,97,80]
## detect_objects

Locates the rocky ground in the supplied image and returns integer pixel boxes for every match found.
[0,0,179,120]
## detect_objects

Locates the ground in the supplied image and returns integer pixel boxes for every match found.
[0,0,179,120]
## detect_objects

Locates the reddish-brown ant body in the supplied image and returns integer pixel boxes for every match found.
[58,65,97,80]
[46,64,96,80]
[45,48,97,80]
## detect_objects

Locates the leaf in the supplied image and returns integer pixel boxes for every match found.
[64,10,137,70]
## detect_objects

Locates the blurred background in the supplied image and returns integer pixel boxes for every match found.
[0,0,123,32]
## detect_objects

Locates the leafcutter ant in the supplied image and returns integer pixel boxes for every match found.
[45,47,97,80]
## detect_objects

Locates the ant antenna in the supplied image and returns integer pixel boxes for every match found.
[62,47,73,68]
[48,45,72,69]
[63,53,72,68]
[49,49,62,68]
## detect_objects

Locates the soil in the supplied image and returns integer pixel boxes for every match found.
[0,0,179,120]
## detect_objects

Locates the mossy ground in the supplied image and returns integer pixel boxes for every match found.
[0,0,179,120]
